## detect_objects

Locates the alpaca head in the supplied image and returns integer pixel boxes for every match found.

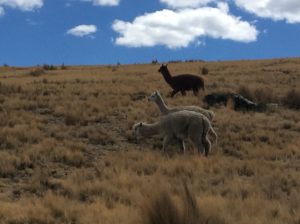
[148,91,160,102]
[132,122,143,140]
[158,64,168,73]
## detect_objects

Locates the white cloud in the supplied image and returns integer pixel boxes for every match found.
[0,6,4,16]
[160,0,214,8]
[82,0,119,6]
[112,4,258,49]
[67,24,97,37]
[216,1,229,13]
[0,0,43,11]
[234,0,300,23]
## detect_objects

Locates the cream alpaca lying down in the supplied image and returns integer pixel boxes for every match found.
[133,110,217,156]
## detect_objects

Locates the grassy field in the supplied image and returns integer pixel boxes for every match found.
[0,58,299,224]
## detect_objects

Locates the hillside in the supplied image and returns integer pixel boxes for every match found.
[0,58,299,224]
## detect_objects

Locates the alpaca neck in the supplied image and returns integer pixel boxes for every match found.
[140,122,160,137]
[160,68,173,84]
[156,95,170,114]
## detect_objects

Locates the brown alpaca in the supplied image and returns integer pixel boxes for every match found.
[158,64,205,97]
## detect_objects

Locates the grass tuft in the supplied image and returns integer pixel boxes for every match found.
[142,184,225,224]
[282,89,300,109]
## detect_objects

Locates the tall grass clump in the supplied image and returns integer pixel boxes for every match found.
[143,191,180,224]
[141,184,225,224]
[282,89,300,109]
[201,67,209,75]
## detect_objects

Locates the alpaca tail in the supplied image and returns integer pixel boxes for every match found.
[201,117,211,156]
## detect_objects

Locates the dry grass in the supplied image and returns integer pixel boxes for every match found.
[282,89,300,109]
[237,85,278,103]
[141,184,225,224]
[0,58,299,224]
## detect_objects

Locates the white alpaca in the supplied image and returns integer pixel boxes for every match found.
[148,91,215,120]
[133,110,217,156]
[148,91,217,143]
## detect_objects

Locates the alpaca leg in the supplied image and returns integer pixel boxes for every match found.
[188,123,204,155]
[162,135,172,152]
[202,137,211,157]
[190,133,205,154]
[181,90,186,96]
[177,139,186,154]
[194,139,205,155]
[170,90,179,97]
[193,137,211,156]
[193,88,199,96]
[201,85,205,92]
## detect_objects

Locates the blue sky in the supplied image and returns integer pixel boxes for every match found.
[0,0,300,66]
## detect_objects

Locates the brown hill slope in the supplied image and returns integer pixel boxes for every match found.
[0,58,299,224]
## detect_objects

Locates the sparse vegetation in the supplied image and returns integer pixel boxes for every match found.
[0,58,299,224]
[142,184,225,224]
[43,64,56,70]
[201,66,209,75]
[29,68,46,76]
[237,85,278,104]
[152,59,158,65]
[237,85,300,110]
[61,63,67,70]
[282,89,300,109]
